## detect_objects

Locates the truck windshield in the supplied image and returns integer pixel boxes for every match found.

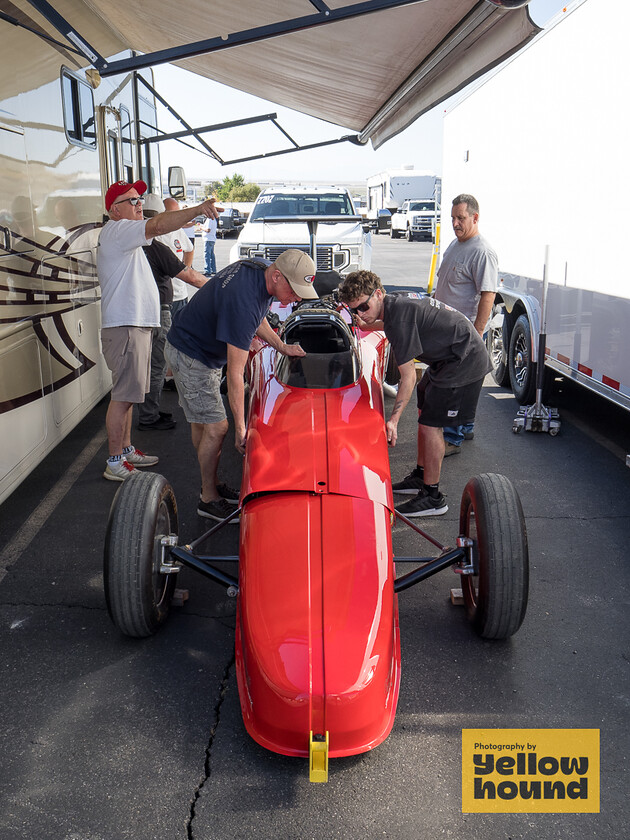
[250,193,354,220]
[409,201,435,211]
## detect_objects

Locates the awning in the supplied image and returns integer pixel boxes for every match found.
[21,0,540,149]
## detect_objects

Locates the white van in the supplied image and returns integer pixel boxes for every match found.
[229,186,371,275]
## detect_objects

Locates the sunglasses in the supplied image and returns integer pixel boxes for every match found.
[113,196,145,207]
[350,288,376,315]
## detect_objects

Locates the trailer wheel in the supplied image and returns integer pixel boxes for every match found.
[459,473,528,639]
[486,306,510,387]
[508,314,537,404]
[104,472,179,638]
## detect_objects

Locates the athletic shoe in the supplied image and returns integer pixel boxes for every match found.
[392,467,424,495]
[197,497,240,523]
[463,431,475,441]
[137,416,176,431]
[216,482,240,504]
[395,489,448,517]
[125,448,159,467]
[443,442,461,457]
[103,459,138,482]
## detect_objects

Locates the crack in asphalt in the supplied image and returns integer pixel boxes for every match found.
[186,653,235,839]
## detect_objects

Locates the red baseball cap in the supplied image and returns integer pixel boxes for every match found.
[105,179,147,211]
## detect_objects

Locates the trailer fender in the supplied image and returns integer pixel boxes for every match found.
[495,281,542,364]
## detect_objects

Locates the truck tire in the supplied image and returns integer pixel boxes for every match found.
[459,473,528,639]
[486,305,510,387]
[104,472,179,638]
[405,226,414,242]
[508,314,537,404]
[390,227,399,239]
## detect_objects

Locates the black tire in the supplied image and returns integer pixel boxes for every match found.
[508,314,537,404]
[459,473,528,639]
[390,227,399,239]
[104,472,179,637]
[486,305,510,388]
[405,226,413,242]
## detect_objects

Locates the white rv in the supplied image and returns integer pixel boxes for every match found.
[0,10,161,504]
[441,0,630,412]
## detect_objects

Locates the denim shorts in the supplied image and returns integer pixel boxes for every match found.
[164,340,226,424]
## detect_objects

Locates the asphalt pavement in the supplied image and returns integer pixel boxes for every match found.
[0,236,628,840]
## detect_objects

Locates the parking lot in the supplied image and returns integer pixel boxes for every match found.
[0,235,628,840]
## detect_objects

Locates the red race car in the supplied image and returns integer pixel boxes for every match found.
[104,299,528,782]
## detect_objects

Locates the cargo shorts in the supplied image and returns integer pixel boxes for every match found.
[164,340,226,424]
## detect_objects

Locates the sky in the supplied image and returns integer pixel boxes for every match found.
[153,0,567,186]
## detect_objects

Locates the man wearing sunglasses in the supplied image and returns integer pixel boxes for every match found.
[338,270,491,517]
[98,179,219,482]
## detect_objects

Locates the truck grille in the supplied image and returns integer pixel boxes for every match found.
[264,245,333,271]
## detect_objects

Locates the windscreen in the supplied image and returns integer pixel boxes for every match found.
[409,201,435,211]
[250,192,354,221]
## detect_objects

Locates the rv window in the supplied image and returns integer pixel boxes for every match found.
[61,70,96,149]
[119,105,133,167]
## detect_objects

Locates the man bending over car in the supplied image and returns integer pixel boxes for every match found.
[165,249,318,522]
[337,270,491,517]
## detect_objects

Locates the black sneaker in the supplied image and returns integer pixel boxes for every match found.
[216,482,240,505]
[197,497,240,523]
[395,489,448,517]
[392,467,424,495]
[137,416,176,431]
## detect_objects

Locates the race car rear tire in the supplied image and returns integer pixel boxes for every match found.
[104,472,179,638]
[459,473,528,639]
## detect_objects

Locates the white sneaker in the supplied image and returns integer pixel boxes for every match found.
[124,447,159,467]
[103,459,138,482]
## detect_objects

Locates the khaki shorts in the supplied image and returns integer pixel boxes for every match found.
[164,340,226,424]
[101,326,152,403]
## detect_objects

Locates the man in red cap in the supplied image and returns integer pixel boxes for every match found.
[98,179,219,481]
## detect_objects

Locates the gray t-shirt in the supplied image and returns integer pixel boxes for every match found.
[435,234,498,322]
[383,293,491,387]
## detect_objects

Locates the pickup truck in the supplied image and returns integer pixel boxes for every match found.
[390,199,437,241]
[217,208,245,238]
[230,185,371,274]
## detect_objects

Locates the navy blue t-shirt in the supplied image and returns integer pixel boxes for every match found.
[167,260,272,369]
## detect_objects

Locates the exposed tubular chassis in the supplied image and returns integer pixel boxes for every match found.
[104,300,528,782]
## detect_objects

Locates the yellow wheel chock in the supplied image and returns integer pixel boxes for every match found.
[309,731,329,782]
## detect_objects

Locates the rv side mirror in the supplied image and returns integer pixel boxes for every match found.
[168,166,187,201]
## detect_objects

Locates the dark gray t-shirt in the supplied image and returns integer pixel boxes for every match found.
[383,293,491,387]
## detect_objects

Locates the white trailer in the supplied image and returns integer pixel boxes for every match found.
[441,0,629,414]
[366,169,439,213]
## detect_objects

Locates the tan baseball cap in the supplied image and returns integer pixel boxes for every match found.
[275,249,318,299]
[143,193,165,215]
